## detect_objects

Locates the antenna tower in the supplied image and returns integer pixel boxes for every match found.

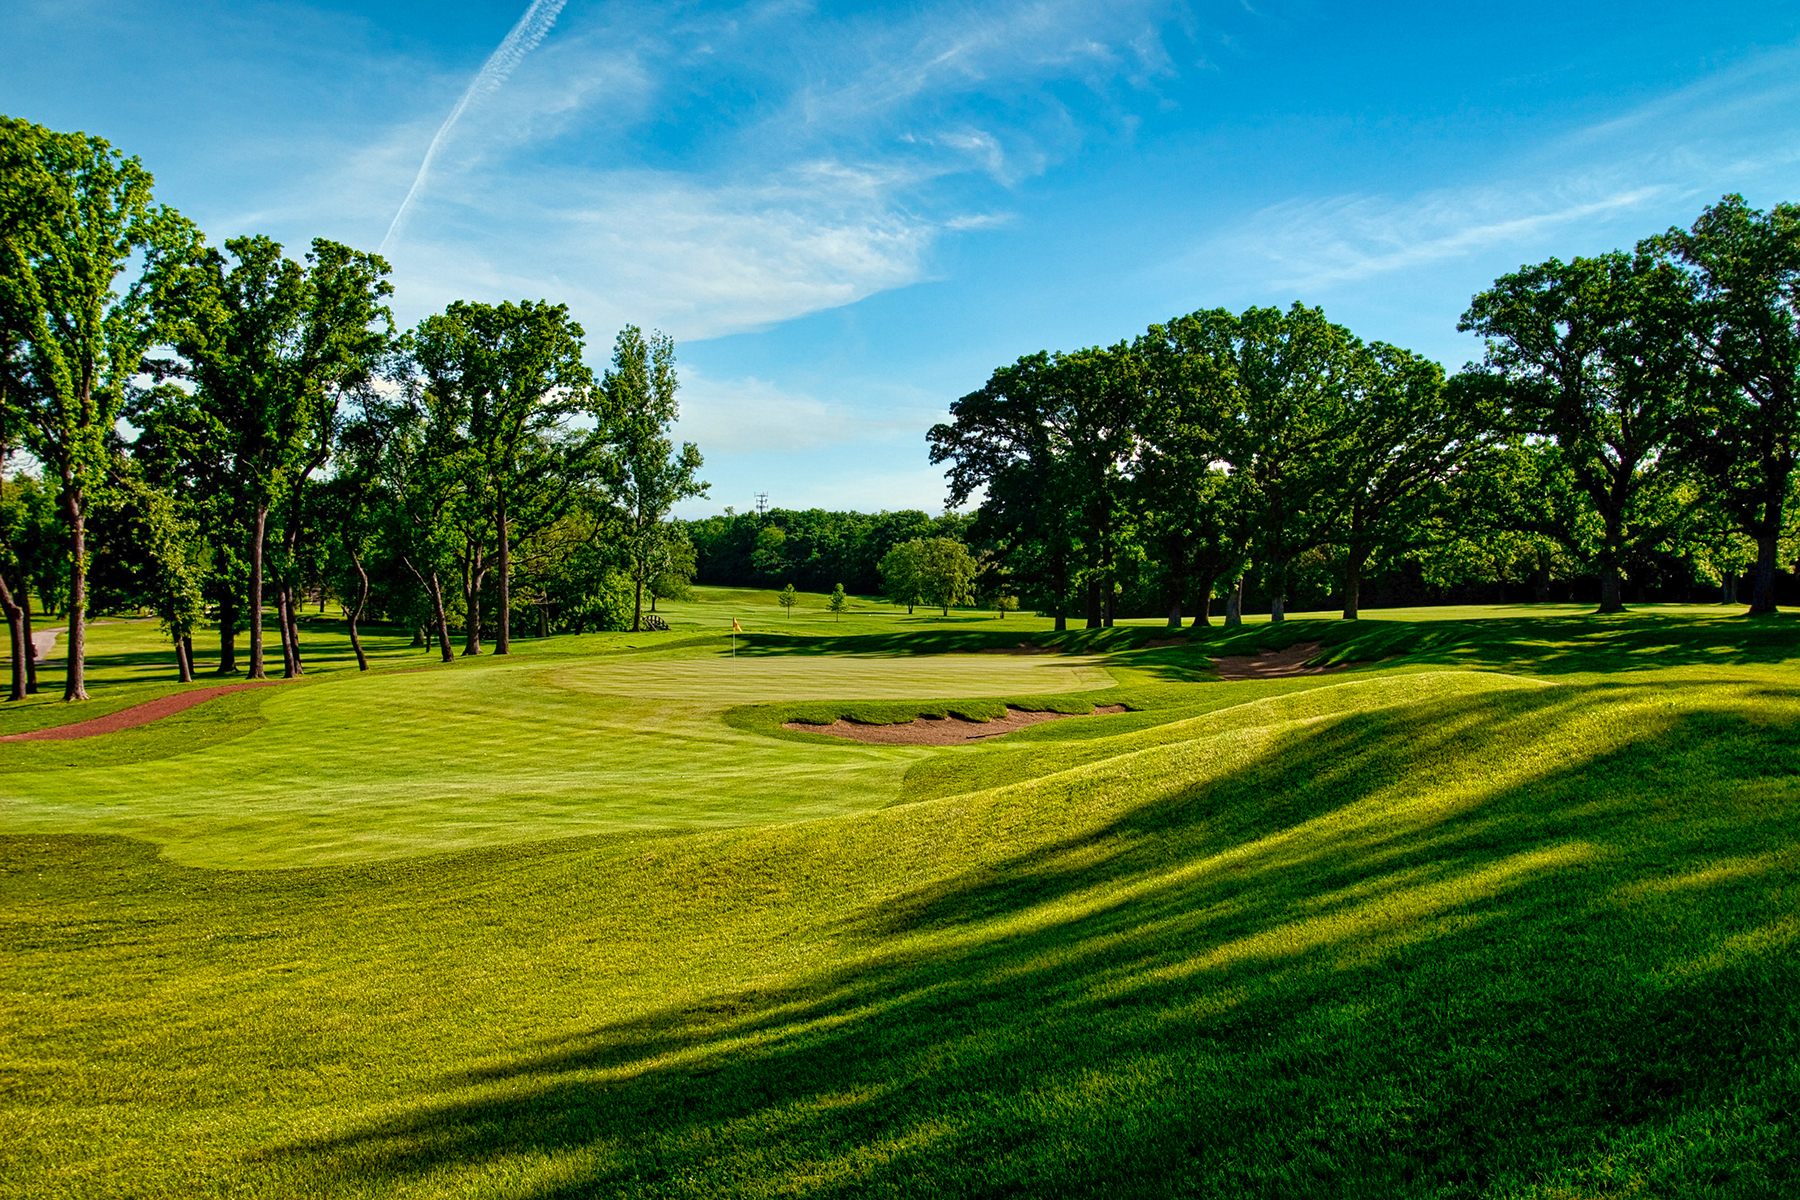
[754,492,769,519]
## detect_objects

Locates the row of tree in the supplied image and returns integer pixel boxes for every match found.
[0,116,705,702]
[928,195,1800,629]
[681,507,970,594]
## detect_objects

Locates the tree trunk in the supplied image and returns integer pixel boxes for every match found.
[1166,601,1183,628]
[1191,573,1218,628]
[496,500,512,654]
[1053,610,1066,632]
[182,635,195,676]
[411,625,426,648]
[277,584,304,677]
[247,502,269,680]
[20,597,37,694]
[462,544,484,656]
[1224,577,1243,628]
[1749,528,1779,614]
[286,589,303,675]
[1597,566,1625,614]
[1103,591,1114,628]
[217,589,238,675]
[430,573,455,663]
[1084,578,1102,629]
[1268,560,1287,624]
[0,570,25,702]
[175,633,194,683]
[632,567,646,633]
[1723,574,1738,605]
[538,605,550,638]
[1342,552,1367,621]
[347,547,371,672]
[1534,549,1551,603]
[63,496,89,701]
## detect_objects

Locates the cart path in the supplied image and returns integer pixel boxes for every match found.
[0,681,283,742]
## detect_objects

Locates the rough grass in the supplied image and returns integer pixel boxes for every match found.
[2,597,1798,1197]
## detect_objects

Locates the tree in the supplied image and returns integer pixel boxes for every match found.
[878,539,925,612]
[1460,250,1697,613]
[930,346,1139,629]
[122,477,207,681]
[1653,195,1800,614]
[160,234,391,679]
[993,593,1018,619]
[1135,313,1254,627]
[911,537,978,616]
[410,300,598,654]
[0,442,30,699]
[778,582,798,618]
[751,523,788,581]
[647,528,697,612]
[602,326,706,633]
[0,117,196,699]
[827,582,848,620]
[1326,343,1476,619]
[0,465,58,692]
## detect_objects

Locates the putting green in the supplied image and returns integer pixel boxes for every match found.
[0,648,1117,870]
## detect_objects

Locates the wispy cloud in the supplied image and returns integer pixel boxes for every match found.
[380,0,568,255]
[1193,42,1800,300]
[1247,185,1670,291]
[674,369,918,453]
[335,0,1181,336]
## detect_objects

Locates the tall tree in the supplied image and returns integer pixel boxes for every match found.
[410,300,595,655]
[161,235,391,679]
[1136,312,1255,626]
[1653,195,1800,614]
[603,326,706,633]
[1326,343,1471,619]
[1460,250,1697,612]
[0,117,195,699]
[931,346,1138,630]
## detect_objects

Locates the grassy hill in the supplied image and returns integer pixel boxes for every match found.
[2,592,1796,1197]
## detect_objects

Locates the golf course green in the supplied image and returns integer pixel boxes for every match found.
[3,588,1796,1198]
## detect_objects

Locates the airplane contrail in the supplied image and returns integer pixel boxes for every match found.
[379,0,570,256]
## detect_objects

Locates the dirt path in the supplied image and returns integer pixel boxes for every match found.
[786,704,1130,746]
[1211,641,1346,681]
[0,681,283,742]
[30,627,59,662]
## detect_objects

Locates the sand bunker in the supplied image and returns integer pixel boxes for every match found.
[1,681,281,742]
[1211,641,1345,680]
[787,703,1130,745]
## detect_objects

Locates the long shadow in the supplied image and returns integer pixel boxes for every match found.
[274,681,1800,1197]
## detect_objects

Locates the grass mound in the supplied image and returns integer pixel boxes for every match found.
[5,659,1798,1197]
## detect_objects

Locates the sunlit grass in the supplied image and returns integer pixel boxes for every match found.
[2,595,1798,1196]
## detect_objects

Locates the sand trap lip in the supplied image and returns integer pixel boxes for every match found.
[1212,641,1345,680]
[0,681,283,742]
[786,703,1130,745]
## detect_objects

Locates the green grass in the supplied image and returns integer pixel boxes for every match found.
[2,593,1798,1197]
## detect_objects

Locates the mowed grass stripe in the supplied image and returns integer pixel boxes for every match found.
[1,636,1118,868]
[3,665,1797,1197]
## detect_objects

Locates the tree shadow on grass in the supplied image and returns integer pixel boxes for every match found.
[275,684,1800,1198]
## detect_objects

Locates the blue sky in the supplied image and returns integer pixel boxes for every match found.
[7,1,1800,516]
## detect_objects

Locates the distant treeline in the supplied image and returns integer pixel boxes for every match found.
[681,509,969,596]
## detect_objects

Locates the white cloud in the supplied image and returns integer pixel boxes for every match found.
[673,368,926,454]
[1189,41,1800,300]
[268,0,1185,339]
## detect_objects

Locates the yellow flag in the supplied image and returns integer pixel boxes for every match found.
[731,618,742,632]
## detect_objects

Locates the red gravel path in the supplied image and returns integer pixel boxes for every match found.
[0,681,283,742]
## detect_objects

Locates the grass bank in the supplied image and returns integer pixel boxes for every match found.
[2,597,1797,1196]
